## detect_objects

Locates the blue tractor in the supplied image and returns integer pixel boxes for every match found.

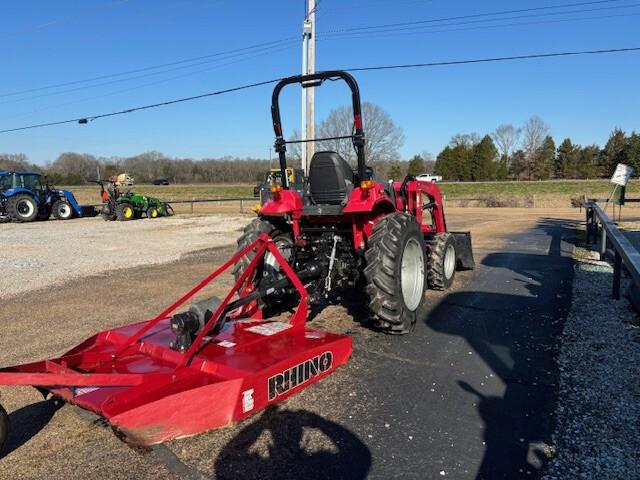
[0,171,82,223]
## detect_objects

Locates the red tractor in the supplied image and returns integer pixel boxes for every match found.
[235,70,474,334]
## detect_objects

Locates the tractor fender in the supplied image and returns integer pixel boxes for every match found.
[342,187,396,214]
[259,190,303,216]
[1,188,40,204]
[61,190,83,217]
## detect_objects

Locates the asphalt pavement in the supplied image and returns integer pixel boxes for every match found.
[211,216,577,480]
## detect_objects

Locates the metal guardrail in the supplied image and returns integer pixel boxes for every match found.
[585,201,640,299]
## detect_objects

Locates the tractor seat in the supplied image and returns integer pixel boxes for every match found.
[308,151,354,206]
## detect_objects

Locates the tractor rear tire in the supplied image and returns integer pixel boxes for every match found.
[427,233,457,290]
[52,200,73,220]
[364,212,428,334]
[147,206,159,219]
[233,218,283,282]
[0,403,8,458]
[116,203,135,221]
[233,218,293,309]
[6,194,38,222]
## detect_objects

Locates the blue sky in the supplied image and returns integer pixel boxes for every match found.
[1,0,639,164]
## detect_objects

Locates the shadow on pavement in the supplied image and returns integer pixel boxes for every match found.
[4,398,62,457]
[215,406,371,480]
[427,218,577,479]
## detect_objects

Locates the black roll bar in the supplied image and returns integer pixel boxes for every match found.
[270,70,366,188]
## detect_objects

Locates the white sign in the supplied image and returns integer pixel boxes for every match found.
[242,389,254,413]
[611,163,634,187]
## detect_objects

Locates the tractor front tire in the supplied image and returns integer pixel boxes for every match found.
[427,233,457,290]
[6,194,38,222]
[0,403,8,458]
[52,200,73,220]
[147,206,159,219]
[364,212,428,334]
[116,203,135,221]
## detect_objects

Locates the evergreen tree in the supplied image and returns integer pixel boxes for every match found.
[407,154,425,176]
[435,146,454,180]
[624,132,640,174]
[495,154,508,180]
[510,150,527,179]
[576,145,602,179]
[471,135,498,180]
[556,139,579,179]
[387,163,403,180]
[534,136,555,179]
[603,128,627,175]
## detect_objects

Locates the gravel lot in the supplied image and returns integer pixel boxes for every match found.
[0,215,249,300]
[543,260,640,480]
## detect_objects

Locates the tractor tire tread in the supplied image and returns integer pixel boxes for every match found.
[232,218,277,282]
[6,194,38,222]
[364,212,426,334]
[52,200,72,220]
[427,232,456,290]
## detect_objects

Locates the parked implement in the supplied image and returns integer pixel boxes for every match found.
[0,234,351,450]
[235,70,474,334]
[95,174,174,221]
[0,171,82,222]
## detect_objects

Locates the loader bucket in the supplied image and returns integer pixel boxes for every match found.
[0,234,352,447]
[451,231,475,270]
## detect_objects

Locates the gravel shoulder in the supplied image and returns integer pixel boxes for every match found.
[0,214,250,300]
[542,259,640,480]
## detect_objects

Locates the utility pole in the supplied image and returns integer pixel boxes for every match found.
[306,0,316,170]
[301,0,316,175]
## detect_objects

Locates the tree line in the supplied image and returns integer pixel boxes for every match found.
[1,108,637,184]
[432,117,640,181]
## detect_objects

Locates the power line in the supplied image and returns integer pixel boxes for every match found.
[2,42,298,124]
[0,37,297,99]
[344,46,640,72]
[0,46,638,135]
[0,0,130,41]
[319,0,625,35]
[0,39,299,106]
[318,11,640,43]
[319,1,639,38]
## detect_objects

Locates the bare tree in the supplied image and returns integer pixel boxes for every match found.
[521,116,550,179]
[449,133,481,149]
[315,102,404,166]
[492,124,521,161]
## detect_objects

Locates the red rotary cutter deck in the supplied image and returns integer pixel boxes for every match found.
[0,234,352,446]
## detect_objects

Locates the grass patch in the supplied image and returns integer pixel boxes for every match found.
[62,179,632,208]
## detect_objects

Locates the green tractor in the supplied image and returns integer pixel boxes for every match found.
[94,174,174,221]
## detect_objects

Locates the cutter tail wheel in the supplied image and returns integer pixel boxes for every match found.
[116,203,135,221]
[364,212,427,334]
[0,402,8,458]
[428,232,457,290]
